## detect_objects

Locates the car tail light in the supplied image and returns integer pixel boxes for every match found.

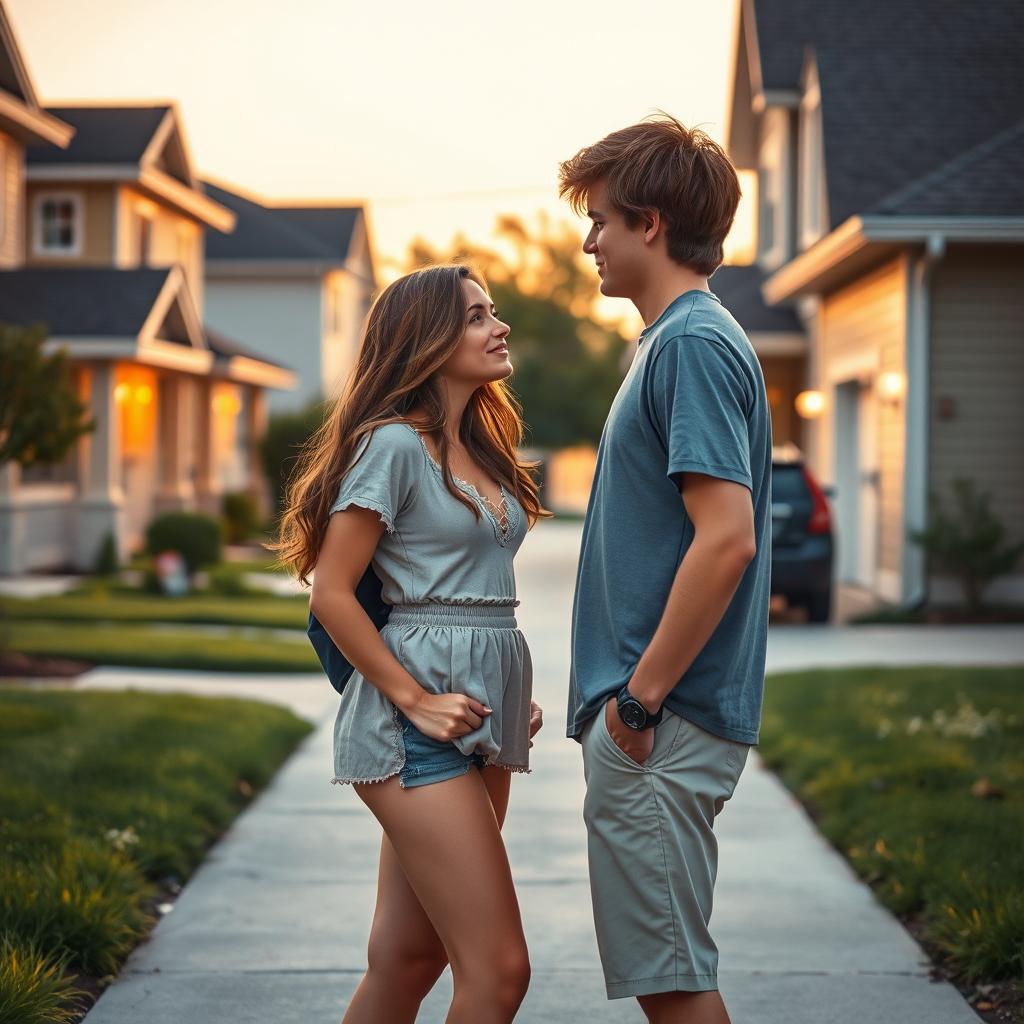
[802,467,832,534]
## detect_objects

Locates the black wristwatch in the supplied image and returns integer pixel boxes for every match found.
[615,684,664,731]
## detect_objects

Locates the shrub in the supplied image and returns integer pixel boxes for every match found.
[910,477,1024,612]
[92,533,119,578]
[144,512,222,575]
[221,491,261,545]
[0,932,82,1024]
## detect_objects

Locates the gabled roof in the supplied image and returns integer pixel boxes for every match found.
[24,104,233,231]
[0,267,174,336]
[203,180,362,265]
[870,117,1024,218]
[28,105,170,166]
[0,266,294,387]
[0,4,74,147]
[741,0,1024,227]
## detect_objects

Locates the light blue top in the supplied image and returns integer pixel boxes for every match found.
[567,289,773,745]
[329,422,527,605]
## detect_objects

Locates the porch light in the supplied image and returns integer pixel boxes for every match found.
[134,384,154,405]
[114,382,130,404]
[795,389,825,419]
[877,371,906,403]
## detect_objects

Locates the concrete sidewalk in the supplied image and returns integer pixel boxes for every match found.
[79,521,1022,1023]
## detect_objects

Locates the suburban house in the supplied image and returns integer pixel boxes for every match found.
[0,4,294,574]
[204,180,376,412]
[718,0,1024,610]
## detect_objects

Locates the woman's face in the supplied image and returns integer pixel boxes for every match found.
[437,277,512,386]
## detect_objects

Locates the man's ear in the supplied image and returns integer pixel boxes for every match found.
[641,209,662,245]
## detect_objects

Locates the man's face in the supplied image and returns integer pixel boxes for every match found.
[581,179,648,300]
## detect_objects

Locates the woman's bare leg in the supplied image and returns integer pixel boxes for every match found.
[342,766,521,1024]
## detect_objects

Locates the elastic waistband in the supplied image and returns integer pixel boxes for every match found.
[388,603,518,629]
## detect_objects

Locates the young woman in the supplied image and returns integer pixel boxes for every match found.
[276,263,548,1024]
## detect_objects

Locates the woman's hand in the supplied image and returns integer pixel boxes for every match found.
[404,691,491,742]
[528,700,544,748]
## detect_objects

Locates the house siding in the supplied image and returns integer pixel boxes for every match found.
[929,245,1024,597]
[205,276,324,412]
[25,182,115,265]
[0,132,23,267]
[817,256,908,595]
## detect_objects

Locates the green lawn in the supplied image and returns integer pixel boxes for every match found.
[1,591,308,631]
[7,620,320,673]
[0,686,312,1023]
[759,665,1024,985]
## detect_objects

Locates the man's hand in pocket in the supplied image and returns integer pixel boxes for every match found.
[604,697,655,766]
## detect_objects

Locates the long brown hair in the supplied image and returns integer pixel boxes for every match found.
[274,263,550,584]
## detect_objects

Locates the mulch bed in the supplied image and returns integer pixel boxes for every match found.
[0,650,93,679]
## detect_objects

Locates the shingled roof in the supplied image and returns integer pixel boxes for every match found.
[870,117,1024,218]
[709,264,802,333]
[203,181,361,264]
[0,267,172,336]
[26,106,170,165]
[747,0,1024,226]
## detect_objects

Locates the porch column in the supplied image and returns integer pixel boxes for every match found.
[154,374,196,513]
[193,377,220,517]
[0,461,27,574]
[245,386,270,518]
[76,361,124,570]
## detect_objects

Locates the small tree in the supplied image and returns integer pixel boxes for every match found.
[910,477,1024,613]
[0,323,93,469]
[260,400,328,520]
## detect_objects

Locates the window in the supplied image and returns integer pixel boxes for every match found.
[34,192,83,256]
[136,211,152,265]
[799,80,827,247]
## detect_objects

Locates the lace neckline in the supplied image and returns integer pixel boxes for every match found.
[402,423,515,545]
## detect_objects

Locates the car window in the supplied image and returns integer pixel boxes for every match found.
[771,465,808,502]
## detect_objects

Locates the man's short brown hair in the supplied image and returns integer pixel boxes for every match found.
[558,113,741,276]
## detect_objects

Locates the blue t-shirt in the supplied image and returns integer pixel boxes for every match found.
[567,289,772,745]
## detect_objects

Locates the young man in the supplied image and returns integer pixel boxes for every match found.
[559,116,772,1024]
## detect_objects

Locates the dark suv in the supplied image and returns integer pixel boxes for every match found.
[770,445,834,622]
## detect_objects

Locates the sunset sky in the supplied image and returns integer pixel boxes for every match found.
[8,0,753,299]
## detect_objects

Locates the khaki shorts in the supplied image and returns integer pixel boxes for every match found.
[581,704,749,1000]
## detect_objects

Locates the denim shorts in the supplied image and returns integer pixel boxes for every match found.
[397,711,487,789]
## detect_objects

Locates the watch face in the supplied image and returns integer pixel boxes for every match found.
[620,700,647,730]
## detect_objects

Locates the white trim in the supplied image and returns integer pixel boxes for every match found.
[764,216,1024,301]
[27,164,137,181]
[32,189,84,257]
[747,331,807,357]
[10,482,77,504]
[860,215,1024,241]
[205,258,343,278]
[26,163,234,231]
[903,237,944,605]
[216,355,296,389]
[757,110,787,270]
[138,264,208,351]
[798,66,827,250]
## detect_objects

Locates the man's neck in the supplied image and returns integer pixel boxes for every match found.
[633,267,710,328]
